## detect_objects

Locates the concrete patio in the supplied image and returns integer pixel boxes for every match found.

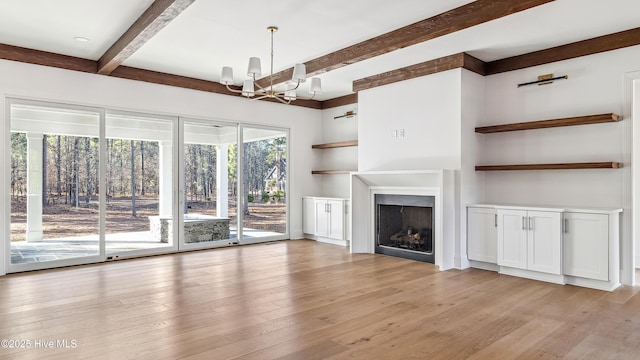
[10,227,282,265]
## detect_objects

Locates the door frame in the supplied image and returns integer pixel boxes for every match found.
[625,70,640,285]
[2,100,294,274]
[5,98,107,273]
[238,123,290,245]
[178,116,240,251]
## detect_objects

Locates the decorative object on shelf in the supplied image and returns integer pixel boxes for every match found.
[333,110,357,119]
[219,26,322,104]
[475,162,621,171]
[517,73,568,88]
[475,113,620,134]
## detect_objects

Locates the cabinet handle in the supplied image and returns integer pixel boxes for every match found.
[529,217,534,231]
[494,214,498,227]
[522,217,526,230]
[564,218,568,233]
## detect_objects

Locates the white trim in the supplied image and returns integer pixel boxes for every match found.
[469,260,499,272]
[370,187,441,265]
[1,98,9,276]
[499,266,566,285]
[238,124,291,244]
[6,99,106,273]
[309,236,348,247]
[564,275,620,292]
[350,169,456,270]
[98,107,106,259]
[624,70,640,286]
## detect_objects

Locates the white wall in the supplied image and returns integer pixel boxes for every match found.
[317,104,358,198]
[458,70,486,268]
[1,93,6,276]
[0,59,323,275]
[634,78,640,271]
[358,69,462,172]
[483,45,640,284]
[357,69,469,269]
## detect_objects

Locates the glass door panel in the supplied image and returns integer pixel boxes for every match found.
[9,100,103,271]
[181,119,237,248]
[104,112,176,257]
[240,126,288,243]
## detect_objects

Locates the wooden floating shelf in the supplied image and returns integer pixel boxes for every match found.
[311,170,354,175]
[475,113,620,134]
[311,140,358,149]
[476,162,621,171]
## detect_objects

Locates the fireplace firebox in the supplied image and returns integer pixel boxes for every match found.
[375,194,434,263]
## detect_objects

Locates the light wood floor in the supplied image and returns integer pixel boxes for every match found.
[1,240,639,360]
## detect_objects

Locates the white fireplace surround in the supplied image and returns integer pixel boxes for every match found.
[350,170,456,270]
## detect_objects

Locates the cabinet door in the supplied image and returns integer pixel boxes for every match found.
[302,198,316,234]
[467,207,497,263]
[327,200,345,240]
[314,201,329,237]
[497,209,528,269]
[527,211,562,275]
[563,212,609,281]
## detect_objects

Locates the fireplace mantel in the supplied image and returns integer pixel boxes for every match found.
[350,170,457,270]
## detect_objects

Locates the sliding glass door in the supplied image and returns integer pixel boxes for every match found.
[5,99,291,273]
[240,126,289,243]
[8,100,104,271]
[180,119,237,249]
[104,111,177,258]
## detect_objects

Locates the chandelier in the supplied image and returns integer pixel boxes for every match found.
[219,26,322,104]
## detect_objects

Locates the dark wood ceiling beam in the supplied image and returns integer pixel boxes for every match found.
[0,43,97,73]
[110,66,232,93]
[463,53,488,76]
[321,93,358,109]
[0,42,321,108]
[353,52,485,92]
[97,0,195,75]
[486,27,640,74]
[109,66,322,109]
[256,0,553,88]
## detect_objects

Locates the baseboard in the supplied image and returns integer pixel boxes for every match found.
[499,266,566,285]
[316,237,348,247]
[469,260,499,272]
[304,234,348,247]
[564,276,620,292]
[455,255,470,269]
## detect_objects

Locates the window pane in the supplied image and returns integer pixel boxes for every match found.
[241,127,287,238]
[183,121,237,245]
[10,104,100,265]
[105,113,174,254]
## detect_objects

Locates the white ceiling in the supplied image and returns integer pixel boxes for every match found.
[1,0,639,101]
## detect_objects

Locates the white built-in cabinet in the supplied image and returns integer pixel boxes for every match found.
[467,204,621,291]
[497,209,562,275]
[563,212,609,281]
[303,197,349,246]
[467,207,497,264]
